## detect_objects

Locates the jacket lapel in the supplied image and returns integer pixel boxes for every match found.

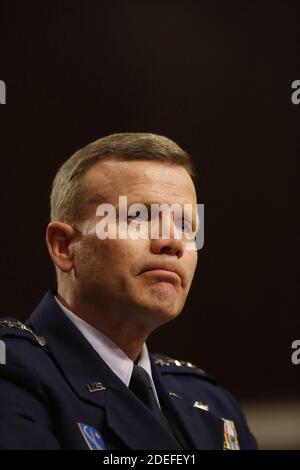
[28,290,110,409]
[151,358,224,450]
[105,370,183,449]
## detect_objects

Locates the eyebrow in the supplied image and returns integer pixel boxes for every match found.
[116,200,198,231]
[117,199,193,207]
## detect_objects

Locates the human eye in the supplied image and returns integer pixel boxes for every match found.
[127,206,149,223]
[128,211,143,221]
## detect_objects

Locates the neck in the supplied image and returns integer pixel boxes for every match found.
[56,290,151,362]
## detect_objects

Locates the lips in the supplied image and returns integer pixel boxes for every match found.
[140,263,183,286]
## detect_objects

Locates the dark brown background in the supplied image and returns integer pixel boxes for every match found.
[0,0,299,402]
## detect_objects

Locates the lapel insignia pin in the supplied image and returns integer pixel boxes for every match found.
[222,418,240,450]
[193,401,209,411]
[168,391,182,399]
[77,423,106,450]
[86,382,106,393]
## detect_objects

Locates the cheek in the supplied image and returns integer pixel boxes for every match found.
[75,241,117,288]
[90,238,136,269]
[76,235,150,283]
[75,237,107,274]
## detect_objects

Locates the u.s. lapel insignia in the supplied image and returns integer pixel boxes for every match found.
[77,423,106,450]
[86,382,106,392]
[222,418,240,450]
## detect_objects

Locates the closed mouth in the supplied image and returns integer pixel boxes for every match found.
[141,268,181,286]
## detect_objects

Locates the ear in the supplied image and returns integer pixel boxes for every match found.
[46,221,78,273]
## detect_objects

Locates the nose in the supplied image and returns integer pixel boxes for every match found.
[150,237,184,258]
[150,219,184,258]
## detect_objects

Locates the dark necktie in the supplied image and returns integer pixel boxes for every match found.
[129,363,187,449]
[129,363,162,417]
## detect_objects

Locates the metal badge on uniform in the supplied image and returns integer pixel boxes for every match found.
[86,382,106,393]
[222,418,240,450]
[193,400,209,411]
[77,423,106,450]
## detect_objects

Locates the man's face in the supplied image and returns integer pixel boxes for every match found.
[72,158,198,329]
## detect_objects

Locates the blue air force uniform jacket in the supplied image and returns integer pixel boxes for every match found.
[0,291,257,450]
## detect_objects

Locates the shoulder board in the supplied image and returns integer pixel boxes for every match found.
[153,353,217,384]
[0,319,47,347]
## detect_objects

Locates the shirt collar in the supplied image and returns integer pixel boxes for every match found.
[53,295,154,388]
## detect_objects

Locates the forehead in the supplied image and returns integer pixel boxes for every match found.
[82,157,197,205]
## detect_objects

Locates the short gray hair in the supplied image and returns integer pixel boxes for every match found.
[50,132,196,224]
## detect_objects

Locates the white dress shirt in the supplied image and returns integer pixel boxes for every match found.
[54,296,161,406]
